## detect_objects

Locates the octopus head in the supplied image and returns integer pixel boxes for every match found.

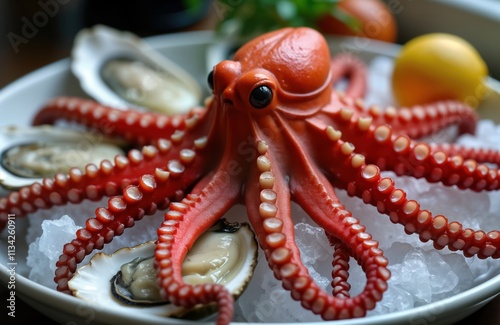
[208,27,333,117]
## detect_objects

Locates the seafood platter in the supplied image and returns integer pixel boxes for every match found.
[1,24,500,324]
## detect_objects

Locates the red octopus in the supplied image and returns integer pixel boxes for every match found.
[1,27,499,324]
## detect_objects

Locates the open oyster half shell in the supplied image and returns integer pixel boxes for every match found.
[0,125,126,190]
[72,24,203,114]
[68,219,258,320]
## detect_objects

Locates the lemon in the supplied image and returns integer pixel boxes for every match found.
[392,33,488,107]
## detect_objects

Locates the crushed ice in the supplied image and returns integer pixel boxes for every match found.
[24,55,500,322]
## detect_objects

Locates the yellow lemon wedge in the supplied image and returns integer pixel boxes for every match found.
[392,33,489,108]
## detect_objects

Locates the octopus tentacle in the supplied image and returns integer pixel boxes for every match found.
[365,132,499,191]
[1,103,216,232]
[244,143,316,311]
[321,126,500,259]
[244,140,297,268]
[244,141,389,319]
[352,164,500,259]
[312,105,499,192]
[54,130,209,292]
[430,143,500,166]
[328,236,352,298]
[54,168,172,292]
[0,142,165,219]
[155,168,243,325]
[330,53,367,99]
[288,138,390,318]
[331,96,477,140]
[53,135,211,291]
[0,135,206,231]
[385,101,477,139]
[33,97,206,146]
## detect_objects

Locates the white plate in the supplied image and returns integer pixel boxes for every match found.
[1,30,500,325]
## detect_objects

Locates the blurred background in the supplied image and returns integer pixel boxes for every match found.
[1,0,499,88]
[1,0,500,324]
[0,0,217,88]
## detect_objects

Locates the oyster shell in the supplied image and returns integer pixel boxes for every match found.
[68,219,258,319]
[72,25,203,114]
[0,125,125,190]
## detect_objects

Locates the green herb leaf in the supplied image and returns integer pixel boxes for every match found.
[215,0,347,41]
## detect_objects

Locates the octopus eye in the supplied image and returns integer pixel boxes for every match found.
[207,70,214,90]
[249,85,273,109]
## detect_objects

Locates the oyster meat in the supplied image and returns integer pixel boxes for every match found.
[68,219,258,319]
[72,25,203,114]
[0,125,125,189]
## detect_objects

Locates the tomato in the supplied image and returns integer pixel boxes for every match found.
[392,33,488,107]
[316,0,397,43]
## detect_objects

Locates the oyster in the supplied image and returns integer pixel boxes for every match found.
[72,24,203,114]
[68,219,258,319]
[0,125,125,190]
